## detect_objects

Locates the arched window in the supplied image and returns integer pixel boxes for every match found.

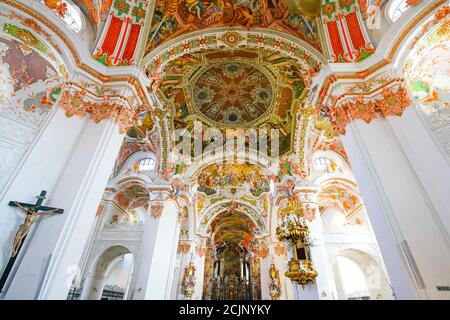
[387,0,410,22]
[137,158,155,172]
[38,0,83,33]
[314,157,331,172]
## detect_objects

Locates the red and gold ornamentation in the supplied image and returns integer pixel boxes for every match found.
[59,89,140,133]
[319,1,448,108]
[93,0,149,66]
[258,246,269,260]
[376,87,411,118]
[178,241,191,254]
[150,202,164,219]
[43,0,68,18]
[274,243,287,257]
[321,0,375,62]
[268,262,281,299]
[326,85,411,134]
[196,245,207,257]
[181,262,196,298]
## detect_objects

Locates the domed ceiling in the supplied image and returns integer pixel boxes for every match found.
[191,61,274,126]
[158,48,308,156]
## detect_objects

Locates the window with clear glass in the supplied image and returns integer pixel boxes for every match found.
[387,0,410,22]
[138,158,156,172]
[314,157,331,172]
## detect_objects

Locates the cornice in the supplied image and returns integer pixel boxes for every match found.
[3,0,152,108]
[314,0,447,106]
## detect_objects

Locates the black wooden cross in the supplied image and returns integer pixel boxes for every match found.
[0,190,64,293]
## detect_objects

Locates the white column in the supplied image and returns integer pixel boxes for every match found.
[78,194,118,286]
[342,115,450,299]
[285,188,337,300]
[332,260,347,300]
[130,200,180,300]
[386,107,450,235]
[193,248,206,300]
[1,108,123,299]
[172,242,193,300]
[259,253,271,300]
[289,243,319,300]
[268,203,295,300]
[306,201,338,300]
[79,273,107,300]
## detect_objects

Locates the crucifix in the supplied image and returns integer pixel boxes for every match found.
[0,190,64,293]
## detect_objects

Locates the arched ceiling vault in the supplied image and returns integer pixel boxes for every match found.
[198,199,268,235]
[145,0,323,56]
[199,199,267,243]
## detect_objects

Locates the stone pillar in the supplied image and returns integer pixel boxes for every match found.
[80,190,118,271]
[297,187,338,300]
[342,115,450,299]
[332,259,347,300]
[130,195,180,300]
[259,246,271,300]
[172,240,194,299]
[386,107,450,235]
[79,273,107,300]
[259,241,292,300]
[268,199,296,300]
[78,192,121,300]
[1,108,123,299]
[192,243,206,300]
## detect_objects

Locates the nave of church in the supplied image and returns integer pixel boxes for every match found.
[0,0,449,301]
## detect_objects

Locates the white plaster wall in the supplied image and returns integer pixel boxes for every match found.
[343,116,450,299]
[105,254,134,289]
[1,108,124,299]
[130,200,180,300]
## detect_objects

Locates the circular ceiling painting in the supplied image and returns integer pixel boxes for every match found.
[190,61,274,126]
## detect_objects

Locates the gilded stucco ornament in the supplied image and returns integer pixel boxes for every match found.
[276,200,318,287]
[268,262,282,299]
[181,262,196,298]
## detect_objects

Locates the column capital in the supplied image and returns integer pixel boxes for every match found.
[319,77,411,135]
[58,81,147,134]
[293,185,321,203]
[147,185,172,202]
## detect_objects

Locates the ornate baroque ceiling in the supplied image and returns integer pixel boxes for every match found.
[2,0,444,250]
[191,61,274,127]
[146,0,322,54]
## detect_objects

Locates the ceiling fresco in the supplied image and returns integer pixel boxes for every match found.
[405,19,450,110]
[196,163,270,197]
[318,182,361,216]
[146,0,322,54]
[210,209,255,248]
[191,61,274,126]
[114,181,150,210]
[0,35,62,127]
[73,0,113,27]
[158,48,308,156]
[39,0,113,29]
